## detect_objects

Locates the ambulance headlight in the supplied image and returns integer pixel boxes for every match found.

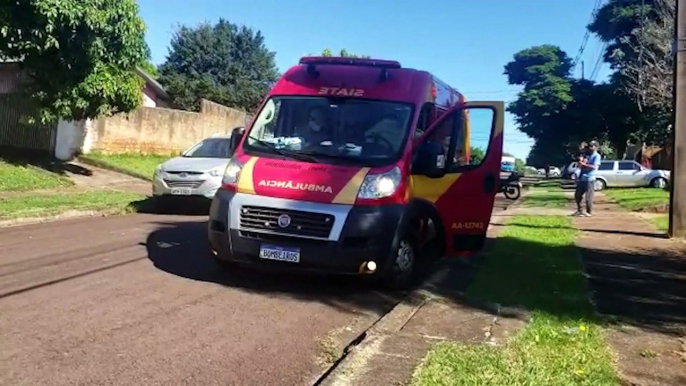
[221,159,243,186]
[357,167,401,199]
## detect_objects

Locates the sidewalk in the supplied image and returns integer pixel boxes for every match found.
[573,194,686,386]
[320,211,528,386]
[320,190,686,386]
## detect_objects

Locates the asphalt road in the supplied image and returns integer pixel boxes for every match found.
[0,195,513,386]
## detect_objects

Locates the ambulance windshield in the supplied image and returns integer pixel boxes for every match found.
[243,96,412,166]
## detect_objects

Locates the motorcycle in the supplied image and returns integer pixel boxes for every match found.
[498,171,522,200]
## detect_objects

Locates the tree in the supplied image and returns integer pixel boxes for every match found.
[157,19,279,113]
[0,0,149,122]
[319,48,370,58]
[616,0,674,144]
[588,0,656,67]
[514,158,526,173]
[470,146,485,165]
[589,0,673,145]
[504,45,574,141]
[504,43,651,165]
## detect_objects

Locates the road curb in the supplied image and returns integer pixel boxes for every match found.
[78,156,153,182]
[0,208,132,229]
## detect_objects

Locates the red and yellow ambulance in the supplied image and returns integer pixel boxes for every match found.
[208,56,504,288]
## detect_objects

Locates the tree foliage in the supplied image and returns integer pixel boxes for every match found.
[588,0,656,67]
[507,0,675,167]
[504,45,574,141]
[319,48,370,58]
[470,146,485,165]
[505,45,646,167]
[157,19,279,113]
[0,0,149,122]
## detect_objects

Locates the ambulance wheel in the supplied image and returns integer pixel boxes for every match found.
[382,229,420,290]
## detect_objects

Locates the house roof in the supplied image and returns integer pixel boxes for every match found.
[0,60,169,101]
[134,67,170,101]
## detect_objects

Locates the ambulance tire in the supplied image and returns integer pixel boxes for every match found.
[382,228,421,290]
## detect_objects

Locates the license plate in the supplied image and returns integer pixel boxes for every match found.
[259,244,300,263]
[171,187,192,195]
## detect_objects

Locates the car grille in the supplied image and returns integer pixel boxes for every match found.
[239,206,334,239]
[164,179,203,188]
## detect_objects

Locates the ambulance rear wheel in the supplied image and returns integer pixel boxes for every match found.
[383,230,420,290]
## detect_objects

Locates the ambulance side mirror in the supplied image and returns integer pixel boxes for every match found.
[228,126,245,156]
[412,141,446,179]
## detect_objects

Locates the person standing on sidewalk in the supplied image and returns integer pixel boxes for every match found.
[573,140,601,217]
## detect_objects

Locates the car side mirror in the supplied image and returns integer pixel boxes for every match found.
[228,126,245,156]
[412,141,446,179]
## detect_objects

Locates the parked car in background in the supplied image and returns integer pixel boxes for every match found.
[593,160,670,191]
[562,161,580,180]
[152,132,237,202]
[548,166,560,177]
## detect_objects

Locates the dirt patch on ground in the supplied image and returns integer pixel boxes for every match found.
[634,203,670,214]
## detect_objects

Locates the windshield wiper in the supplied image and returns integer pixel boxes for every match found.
[248,137,320,163]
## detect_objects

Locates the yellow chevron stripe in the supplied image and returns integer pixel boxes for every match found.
[236,157,258,194]
[332,167,370,204]
[411,173,462,203]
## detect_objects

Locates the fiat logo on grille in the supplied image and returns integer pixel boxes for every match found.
[277,214,291,228]
[179,172,188,178]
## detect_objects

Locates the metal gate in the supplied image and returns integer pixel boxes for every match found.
[0,94,57,156]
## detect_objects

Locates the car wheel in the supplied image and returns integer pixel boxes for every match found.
[650,177,668,189]
[593,179,606,191]
[383,230,420,290]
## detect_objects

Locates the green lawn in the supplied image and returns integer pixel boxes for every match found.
[84,152,171,181]
[0,159,72,192]
[412,216,617,386]
[521,186,569,208]
[0,191,146,219]
[604,188,669,212]
[645,214,669,233]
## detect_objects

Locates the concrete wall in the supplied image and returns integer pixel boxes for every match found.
[84,99,250,154]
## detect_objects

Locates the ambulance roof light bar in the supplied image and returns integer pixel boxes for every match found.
[299,56,401,81]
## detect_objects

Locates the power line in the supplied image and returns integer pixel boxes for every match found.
[571,0,604,74]
[589,42,608,80]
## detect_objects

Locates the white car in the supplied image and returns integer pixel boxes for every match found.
[152,134,234,200]
[593,160,670,191]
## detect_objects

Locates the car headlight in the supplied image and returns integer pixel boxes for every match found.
[208,167,223,177]
[357,167,401,199]
[154,165,165,176]
[221,159,244,186]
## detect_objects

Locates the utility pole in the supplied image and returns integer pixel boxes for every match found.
[581,61,585,80]
[670,0,686,238]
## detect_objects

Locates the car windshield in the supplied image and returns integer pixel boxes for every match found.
[183,138,232,158]
[242,96,413,166]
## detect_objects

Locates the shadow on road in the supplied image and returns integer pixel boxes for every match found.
[143,220,406,315]
[130,197,212,216]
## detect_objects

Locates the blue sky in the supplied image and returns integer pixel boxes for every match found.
[138,0,611,161]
